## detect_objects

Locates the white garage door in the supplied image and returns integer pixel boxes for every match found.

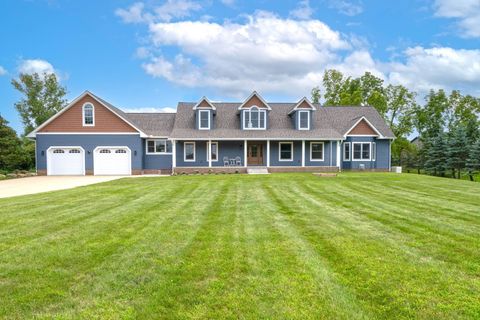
[47,147,85,175]
[94,147,131,175]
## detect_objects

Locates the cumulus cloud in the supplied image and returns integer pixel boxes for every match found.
[434,0,480,37]
[0,66,6,75]
[18,59,56,76]
[290,0,314,20]
[221,0,235,6]
[122,107,177,113]
[115,2,148,23]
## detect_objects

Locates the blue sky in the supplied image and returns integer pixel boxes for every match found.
[1,0,479,133]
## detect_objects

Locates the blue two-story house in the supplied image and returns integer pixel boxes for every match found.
[27,90,395,175]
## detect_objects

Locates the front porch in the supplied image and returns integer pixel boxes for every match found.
[172,140,341,172]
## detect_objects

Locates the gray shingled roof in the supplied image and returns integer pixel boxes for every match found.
[126,113,176,137]
[169,102,394,140]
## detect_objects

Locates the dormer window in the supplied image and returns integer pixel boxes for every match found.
[82,103,94,126]
[298,111,310,130]
[244,106,266,130]
[198,110,210,130]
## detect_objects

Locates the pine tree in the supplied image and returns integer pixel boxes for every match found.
[425,133,447,176]
[447,126,469,179]
[466,139,480,181]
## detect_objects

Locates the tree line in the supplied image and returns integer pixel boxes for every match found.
[311,69,480,180]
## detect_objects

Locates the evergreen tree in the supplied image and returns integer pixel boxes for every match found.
[466,139,480,181]
[447,126,469,178]
[425,133,448,176]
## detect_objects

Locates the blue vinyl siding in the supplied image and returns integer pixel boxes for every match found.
[36,134,143,171]
[142,140,172,170]
[175,140,246,167]
[341,136,391,169]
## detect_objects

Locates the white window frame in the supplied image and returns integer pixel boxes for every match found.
[343,142,351,161]
[243,106,266,130]
[207,142,219,162]
[82,103,95,127]
[184,142,196,162]
[352,142,371,161]
[372,142,376,161]
[309,142,324,161]
[298,110,310,130]
[279,142,293,161]
[146,139,171,155]
[198,110,210,130]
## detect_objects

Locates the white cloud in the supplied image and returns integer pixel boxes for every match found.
[0,66,6,76]
[116,0,202,24]
[328,0,363,16]
[221,0,235,6]
[122,107,177,113]
[290,0,314,20]
[115,2,149,24]
[18,59,56,76]
[434,0,480,37]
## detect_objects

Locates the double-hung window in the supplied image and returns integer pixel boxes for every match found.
[353,142,371,161]
[244,107,266,129]
[343,142,351,161]
[279,142,293,161]
[82,103,94,126]
[207,142,218,162]
[184,142,195,162]
[298,111,310,130]
[199,110,210,130]
[310,142,324,161]
[146,139,172,154]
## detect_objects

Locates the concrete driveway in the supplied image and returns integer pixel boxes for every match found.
[0,176,126,199]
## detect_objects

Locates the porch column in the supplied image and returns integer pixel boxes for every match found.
[244,140,248,167]
[172,140,176,172]
[267,140,270,167]
[301,140,305,167]
[208,140,212,168]
[336,140,341,171]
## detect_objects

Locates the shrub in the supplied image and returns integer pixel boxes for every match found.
[0,174,6,180]
[6,173,17,179]
[235,170,239,174]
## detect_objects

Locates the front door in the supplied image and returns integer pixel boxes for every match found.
[248,143,263,165]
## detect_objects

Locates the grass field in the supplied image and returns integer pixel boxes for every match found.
[0,173,479,319]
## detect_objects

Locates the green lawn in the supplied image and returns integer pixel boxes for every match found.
[0,173,479,319]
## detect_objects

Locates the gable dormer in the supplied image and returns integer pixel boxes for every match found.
[288,97,316,130]
[238,91,271,130]
[193,96,216,130]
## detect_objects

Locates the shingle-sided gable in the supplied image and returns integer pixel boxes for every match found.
[346,118,379,136]
[38,93,138,133]
[238,92,271,110]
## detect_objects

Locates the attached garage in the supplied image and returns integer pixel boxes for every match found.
[47,147,85,175]
[93,147,131,175]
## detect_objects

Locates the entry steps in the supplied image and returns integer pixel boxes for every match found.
[247,167,269,174]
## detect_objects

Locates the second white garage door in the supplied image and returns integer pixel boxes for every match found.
[93,147,131,175]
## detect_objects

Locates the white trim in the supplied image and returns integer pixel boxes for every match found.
[172,140,176,169]
[237,91,272,110]
[298,110,310,130]
[343,142,351,161]
[184,141,196,162]
[27,91,147,138]
[344,116,383,138]
[171,137,343,141]
[207,141,218,162]
[309,141,324,162]
[198,110,211,130]
[288,97,316,115]
[208,141,212,168]
[279,142,293,161]
[244,140,247,167]
[82,103,95,127]
[242,107,267,130]
[47,146,86,176]
[192,96,216,110]
[145,139,172,155]
[267,140,270,167]
[372,142,376,161]
[93,146,132,176]
[336,140,341,169]
[36,132,141,135]
[352,142,372,161]
[301,140,305,167]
